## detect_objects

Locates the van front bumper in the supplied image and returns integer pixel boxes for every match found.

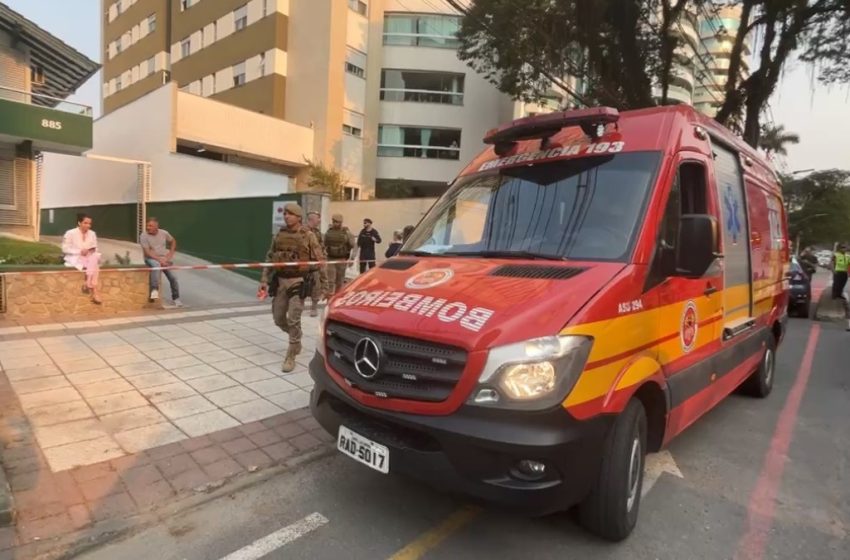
[309,353,613,515]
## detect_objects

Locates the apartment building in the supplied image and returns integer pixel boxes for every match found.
[0,2,97,241]
[693,4,751,117]
[100,0,566,200]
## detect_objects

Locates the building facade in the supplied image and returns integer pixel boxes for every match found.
[100,0,567,200]
[0,3,97,241]
[693,4,751,118]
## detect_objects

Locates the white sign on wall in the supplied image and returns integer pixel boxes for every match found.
[272,201,286,233]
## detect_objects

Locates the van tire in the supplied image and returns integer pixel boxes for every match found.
[579,398,647,542]
[740,337,776,398]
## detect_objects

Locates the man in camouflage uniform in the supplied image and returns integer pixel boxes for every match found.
[259,203,326,372]
[306,211,328,317]
[324,213,356,294]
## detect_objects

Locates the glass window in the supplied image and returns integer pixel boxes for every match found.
[378,125,461,160]
[345,61,365,79]
[343,124,363,137]
[233,61,246,87]
[147,13,156,33]
[404,152,661,261]
[259,52,266,76]
[380,70,464,105]
[181,38,191,58]
[116,76,123,91]
[234,5,248,31]
[147,56,156,75]
[383,13,461,48]
[348,0,367,16]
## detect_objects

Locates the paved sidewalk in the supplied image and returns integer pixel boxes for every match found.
[0,308,332,552]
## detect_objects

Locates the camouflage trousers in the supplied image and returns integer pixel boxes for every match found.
[327,262,348,294]
[272,288,304,345]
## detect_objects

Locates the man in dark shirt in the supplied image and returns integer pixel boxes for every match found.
[357,218,381,274]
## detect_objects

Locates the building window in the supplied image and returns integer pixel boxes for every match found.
[380,70,464,105]
[116,76,123,91]
[348,0,367,16]
[147,13,156,33]
[259,52,266,77]
[234,5,248,31]
[378,125,461,160]
[233,62,246,87]
[181,37,191,58]
[0,158,17,210]
[343,124,363,137]
[343,186,361,201]
[383,13,461,48]
[180,0,196,11]
[116,40,123,55]
[30,66,45,86]
[262,0,269,17]
[147,56,156,75]
[345,61,365,79]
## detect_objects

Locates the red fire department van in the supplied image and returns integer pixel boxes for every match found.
[309,105,789,540]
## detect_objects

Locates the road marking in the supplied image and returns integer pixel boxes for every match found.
[219,512,329,560]
[387,505,481,560]
[735,324,820,560]
[642,450,684,498]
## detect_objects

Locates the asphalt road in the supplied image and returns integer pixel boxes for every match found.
[77,317,849,560]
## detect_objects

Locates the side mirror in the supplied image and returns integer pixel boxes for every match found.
[675,214,719,278]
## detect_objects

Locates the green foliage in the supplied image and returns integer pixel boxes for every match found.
[454,0,850,148]
[304,159,348,201]
[759,124,800,158]
[0,238,63,265]
[782,170,850,247]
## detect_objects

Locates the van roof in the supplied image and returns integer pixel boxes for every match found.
[461,105,777,188]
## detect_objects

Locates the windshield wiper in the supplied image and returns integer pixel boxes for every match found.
[443,250,566,261]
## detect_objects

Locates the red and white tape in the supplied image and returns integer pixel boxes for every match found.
[0,258,374,277]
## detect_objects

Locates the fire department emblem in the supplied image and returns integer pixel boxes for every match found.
[405,268,454,290]
[680,301,698,353]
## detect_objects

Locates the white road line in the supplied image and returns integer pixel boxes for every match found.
[218,512,329,560]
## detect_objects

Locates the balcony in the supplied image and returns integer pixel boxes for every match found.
[0,86,93,155]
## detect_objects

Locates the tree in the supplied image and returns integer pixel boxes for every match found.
[304,159,347,201]
[759,124,800,159]
[454,0,850,147]
[781,170,850,247]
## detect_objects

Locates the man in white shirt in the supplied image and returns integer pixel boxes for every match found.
[139,217,182,307]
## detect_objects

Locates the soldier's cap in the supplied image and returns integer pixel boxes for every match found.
[332,213,343,222]
[283,203,303,217]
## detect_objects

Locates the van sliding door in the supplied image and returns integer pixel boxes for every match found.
[711,143,754,340]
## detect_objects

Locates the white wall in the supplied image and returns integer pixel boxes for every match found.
[328,197,438,260]
[42,84,304,209]
[176,90,314,166]
[346,12,369,52]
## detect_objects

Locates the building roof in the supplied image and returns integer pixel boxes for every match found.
[0,2,99,107]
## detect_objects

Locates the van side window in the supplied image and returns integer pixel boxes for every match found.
[648,161,709,289]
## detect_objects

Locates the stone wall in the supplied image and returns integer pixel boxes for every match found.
[3,268,156,321]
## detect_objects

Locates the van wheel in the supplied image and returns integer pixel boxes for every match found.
[740,337,776,398]
[579,399,647,541]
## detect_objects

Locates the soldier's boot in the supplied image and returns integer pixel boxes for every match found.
[281,342,302,373]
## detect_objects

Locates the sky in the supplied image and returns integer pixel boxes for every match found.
[4,0,849,174]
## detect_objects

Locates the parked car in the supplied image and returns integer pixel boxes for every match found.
[817,254,832,268]
[789,257,812,317]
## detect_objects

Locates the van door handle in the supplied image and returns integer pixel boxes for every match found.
[704,283,718,296]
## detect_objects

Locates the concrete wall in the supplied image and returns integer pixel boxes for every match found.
[328,197,437,260]
[42,84,305,211]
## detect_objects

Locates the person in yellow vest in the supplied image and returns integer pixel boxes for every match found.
[833,243,849,300]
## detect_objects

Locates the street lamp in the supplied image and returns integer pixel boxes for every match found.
[793,212,828,254]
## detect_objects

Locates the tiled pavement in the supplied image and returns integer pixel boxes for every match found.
[0,308,334,551]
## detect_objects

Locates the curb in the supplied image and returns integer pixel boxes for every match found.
[814,289,848,323]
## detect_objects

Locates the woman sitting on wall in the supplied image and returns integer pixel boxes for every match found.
[62,213,102,304]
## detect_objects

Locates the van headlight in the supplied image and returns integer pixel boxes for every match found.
[317,305,329,357]
[468,336,593,410]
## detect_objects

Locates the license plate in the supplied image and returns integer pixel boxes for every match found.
[337,425,389,474]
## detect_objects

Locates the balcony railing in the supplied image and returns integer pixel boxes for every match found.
[0,85,93,116]
[380,88,464,105]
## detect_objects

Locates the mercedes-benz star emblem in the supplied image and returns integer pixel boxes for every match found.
[353,337,381,379]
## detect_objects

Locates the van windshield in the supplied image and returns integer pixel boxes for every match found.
[402,151,661,262]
